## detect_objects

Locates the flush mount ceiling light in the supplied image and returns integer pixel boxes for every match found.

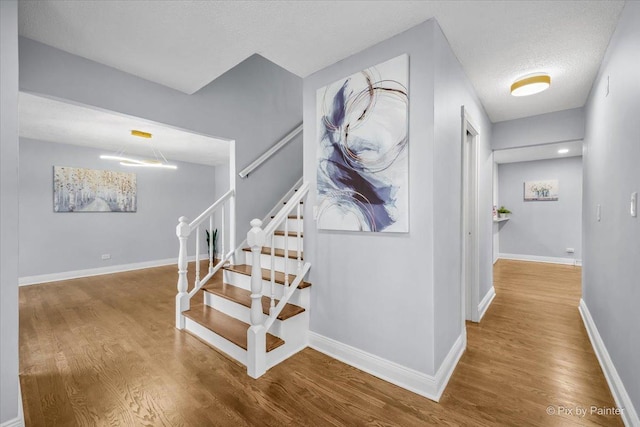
[100,130,177,170]
[558,149,569,154]
[510,74,551,97]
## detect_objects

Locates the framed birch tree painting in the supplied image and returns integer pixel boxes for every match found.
[53,166,137,212]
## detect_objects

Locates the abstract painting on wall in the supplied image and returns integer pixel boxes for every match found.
[316,54,409,232]
[524,179,559,201]
[53,166,137,212]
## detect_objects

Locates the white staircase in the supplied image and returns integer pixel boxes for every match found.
[175,180,311,378]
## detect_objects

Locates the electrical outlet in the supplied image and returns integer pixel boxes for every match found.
[631,192,637,217]
[566,248,575,254]
[101,254,111,260]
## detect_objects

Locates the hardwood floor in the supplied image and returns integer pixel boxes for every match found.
[19,259,622,426]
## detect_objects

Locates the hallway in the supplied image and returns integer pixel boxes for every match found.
[19,260,621,426]
[443,259,622,425]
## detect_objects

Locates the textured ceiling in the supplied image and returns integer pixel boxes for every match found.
[19,93,231,166]
[18,1,625,122]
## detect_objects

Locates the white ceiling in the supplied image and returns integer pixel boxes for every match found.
[19,92,231,166]
[18,1,625,122]
[493,140,582,164]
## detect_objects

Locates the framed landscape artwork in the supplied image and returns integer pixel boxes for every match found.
[316,54,409,232]
[54,166,137,212]
[524,179,559,201]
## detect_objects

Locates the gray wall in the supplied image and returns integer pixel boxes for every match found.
[303,19,493,375]
[582,1,640,416]
[0,1,20,423]
[432,24,494,367]
[19,38,303,245]
[304,21,436,374]
[492,107,585,150]
[19,138,217,278]
[498,157,582,260]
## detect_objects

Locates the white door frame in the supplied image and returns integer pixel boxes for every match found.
[460,106,481,330]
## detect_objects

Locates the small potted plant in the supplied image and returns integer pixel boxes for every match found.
[205,228,218,259]
[497,206,511,219]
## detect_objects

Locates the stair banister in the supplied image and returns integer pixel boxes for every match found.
[262,182,310,236]
[176,216,190,329]
[245,181,310,376]
[247,218,267,378]
[175,187,236,330]
[238,123,303,179]
[296,202,302,271]
[189,189,233,229]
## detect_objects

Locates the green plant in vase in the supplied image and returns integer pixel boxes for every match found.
[497,206,511,219]
[205,228,218,260]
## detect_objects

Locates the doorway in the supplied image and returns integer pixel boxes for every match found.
[461,107,480,325]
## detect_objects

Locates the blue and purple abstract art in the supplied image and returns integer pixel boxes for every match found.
[316,54,409,232]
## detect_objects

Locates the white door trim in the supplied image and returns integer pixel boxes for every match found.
[461,106,481,327]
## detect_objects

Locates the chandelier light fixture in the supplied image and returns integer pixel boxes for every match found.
[100,130,177,169]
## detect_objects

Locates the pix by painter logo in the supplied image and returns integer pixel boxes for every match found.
[546,405,624,418]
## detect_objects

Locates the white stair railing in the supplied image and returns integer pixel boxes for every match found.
[175,188,236,329]
[246,181,311,378]
[238,123,302,179]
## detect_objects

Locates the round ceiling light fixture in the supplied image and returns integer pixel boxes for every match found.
[510,74,551,97]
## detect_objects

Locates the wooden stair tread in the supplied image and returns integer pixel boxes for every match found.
[183,301,284,352]
[274,230,304,237]
[271,215,303,219]
[242,246,303,260]
[203,282,305,321]
[224,264,311,289]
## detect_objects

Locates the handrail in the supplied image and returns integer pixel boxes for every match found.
[263,182,309,236]
[238,123,303,178]
[175,186,236,330]
[263,262,311,331]
[234,177,303,252]
[188,250,234,298]
[189,189,233,232]
[246,181,310,378]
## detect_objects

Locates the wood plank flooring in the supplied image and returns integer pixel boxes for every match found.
[19,259,622,426]
[183,299,285,352]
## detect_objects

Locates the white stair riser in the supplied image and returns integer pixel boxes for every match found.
[184,312,307,374]
[270,234,303,251]
[222,270,310,307]
[274,218,303,233]
[203,291,308,343]
[266,312,309,369]
[184,317,247,365]
[243,251,302,272]
[269,310,308,343]
[204,291,252,324]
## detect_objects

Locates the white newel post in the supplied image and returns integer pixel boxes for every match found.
[246,218,267,378]
[176,216,191,330]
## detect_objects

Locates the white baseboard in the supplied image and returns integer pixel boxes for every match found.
[18,254,209,286]
[308,332,464,402]
[434,334,465,399]
[0,416,23,427]
[579,299,639,427]
[498,253,581,266]
[478,286,496,321]
[1,383,24,427]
